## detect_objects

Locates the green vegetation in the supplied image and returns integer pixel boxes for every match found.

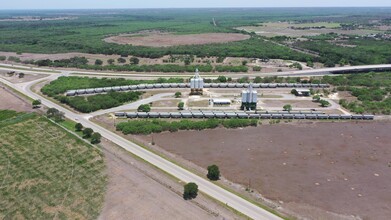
[177,102,185,110]
[322,72,391,114]
[283,104,292,111]
[0,113,106,219]
[295,38,391,65]
[41,76,183,97]
[174,91,182,98]
[207,165,220,181]
[91,132,102,144]
[46,108,65,122]
[32,99,41,108]
[61,91,142,113]
[116,119,258,135]
[40,76,183,112]
[183,182,198,200]
[319,99,330,107]
[75,122,83,131]
[83,128,94,138]
[137,104,151,113]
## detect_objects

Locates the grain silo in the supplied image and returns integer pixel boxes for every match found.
[241,84,257,110]
[190,69,204,95]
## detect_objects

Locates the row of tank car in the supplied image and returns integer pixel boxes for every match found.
[66,83,329,96]
[115,111,374,120]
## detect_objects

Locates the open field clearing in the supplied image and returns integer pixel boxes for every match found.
[237,22,382,38]
[0,86,34,112]
[104,33,250,47]
[0,113,106,219]
[0,70,48,83]
[141,122,391,219]
[261,99,322,108]
[98,138,239,220]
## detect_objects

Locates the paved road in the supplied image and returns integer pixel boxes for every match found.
[1,63,390,219]
[0,73,283,219]
[2,62,391,79]
[88,94,174,117]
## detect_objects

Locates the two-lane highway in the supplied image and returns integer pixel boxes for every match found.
[0,73,283,219]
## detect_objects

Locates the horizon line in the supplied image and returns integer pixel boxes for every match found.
[2,6,391,11]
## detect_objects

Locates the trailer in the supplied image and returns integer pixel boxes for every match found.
[126,112,138,118]
[115,112,126,117]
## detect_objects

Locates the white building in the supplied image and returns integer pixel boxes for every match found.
[241,84,258,110]
[190,69,204,95]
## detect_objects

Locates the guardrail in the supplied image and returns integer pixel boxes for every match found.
[114,111,374,120]
[66,83,330,96]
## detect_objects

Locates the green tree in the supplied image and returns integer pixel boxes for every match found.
[175,92,182,98]
[283,104,292,111]
[95,59,103,65]
[216,75,227,83]
[32,99,41,108]
[253,66,262,71]
[137,104,151,112]
[83,128,94,139]
[91,132,102,144]
[207,165,220,181]
[178,102,185,110]
[107,59,115,65]
[313,95,321,102]
[117,57,126,63]
[183,182,198,200]
[129,57,140,65]
[18,73,25,78]
[291,89,298,96]
[46,108,65,122]
[242,60,248,66]
[75,123,83,132]
[320,99,330,107]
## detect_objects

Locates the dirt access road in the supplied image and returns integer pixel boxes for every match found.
[143,121,391,220]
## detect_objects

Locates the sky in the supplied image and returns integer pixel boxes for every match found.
[2,0,391,10]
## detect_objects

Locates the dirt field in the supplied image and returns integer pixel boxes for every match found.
[261,99,320,108]
[236,22,382,37]
[0,71,48,83]
[104,33,250,47]
[0,85,34,112]
[99,139,238,220]
[142,122,391,219]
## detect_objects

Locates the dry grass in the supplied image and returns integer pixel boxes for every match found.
[0,114,106,220]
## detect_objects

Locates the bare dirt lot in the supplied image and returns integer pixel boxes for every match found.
[104,33,250,47]
[236,22,382,38]
[99,140,239,220]
[0,85,34,112]
[0,70,48,83]
[142,122,391,220]
[261,99,320,108]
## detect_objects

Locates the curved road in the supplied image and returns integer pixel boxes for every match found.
[0,70,283,219]
[1,63,391,219]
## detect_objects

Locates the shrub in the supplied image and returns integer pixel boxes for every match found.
[207,165,220,181]
[183,183,198,200]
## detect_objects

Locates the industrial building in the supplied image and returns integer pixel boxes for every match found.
[293,88,311,96]
[241,84,257,110]
[190,69,204,95]
[210,98,231,105]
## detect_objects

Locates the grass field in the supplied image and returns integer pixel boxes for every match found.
[0,111,106,219]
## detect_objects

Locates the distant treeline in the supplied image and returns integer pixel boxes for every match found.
[28,56,248,73]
